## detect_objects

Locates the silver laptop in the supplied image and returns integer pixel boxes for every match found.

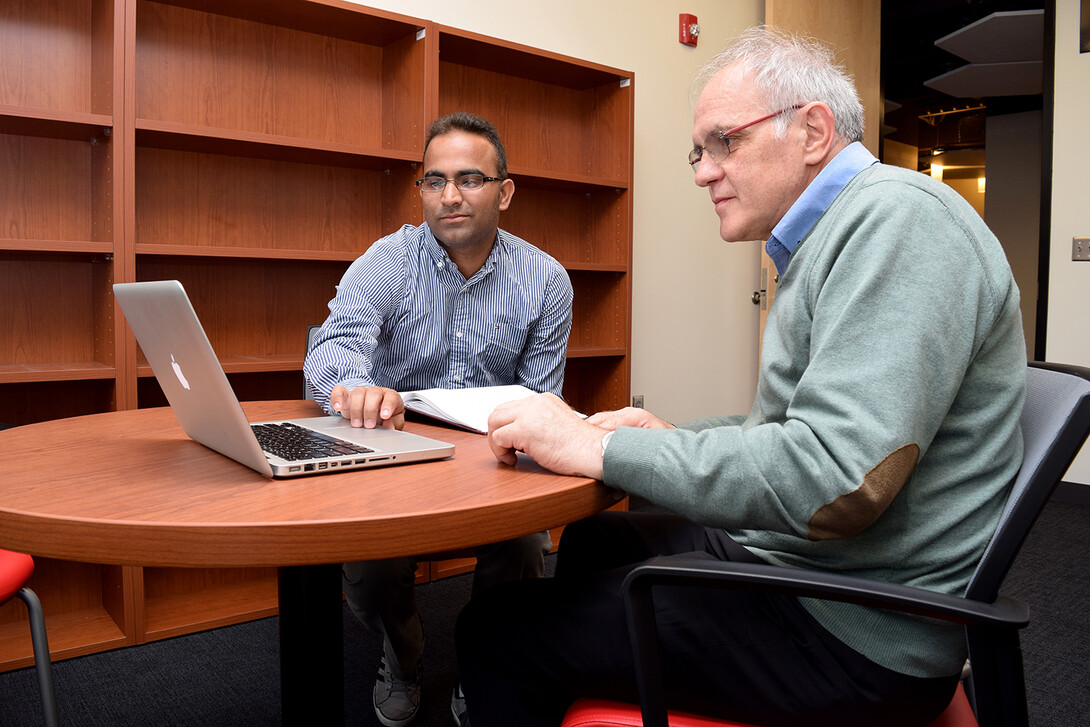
[113,280,454,478]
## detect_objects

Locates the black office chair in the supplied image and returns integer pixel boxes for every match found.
[562,361,1090,727]
[303,324,323,400]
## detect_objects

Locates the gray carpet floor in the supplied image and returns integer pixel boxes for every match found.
[1,498,1086,726]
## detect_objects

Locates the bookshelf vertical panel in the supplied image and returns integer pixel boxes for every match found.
[584,81,633,184]
[382,31,428,153]
[584,187,630,269]
[90,127,116,244]
[92,253,118,370]
[90,0,116,115]
[383,164,424,232]
[101,564,133,642]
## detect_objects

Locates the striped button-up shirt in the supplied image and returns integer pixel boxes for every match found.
[304,222,573,414]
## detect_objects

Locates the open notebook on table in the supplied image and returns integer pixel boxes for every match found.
[401,384,538,434]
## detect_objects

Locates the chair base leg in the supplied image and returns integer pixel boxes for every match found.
[18,587,59,727]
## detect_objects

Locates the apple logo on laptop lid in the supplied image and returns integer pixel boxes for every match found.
[171,354,191,391]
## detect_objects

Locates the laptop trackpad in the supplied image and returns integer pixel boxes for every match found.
[296,416,431,442]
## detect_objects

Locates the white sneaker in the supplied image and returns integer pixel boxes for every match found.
[373,655,422,727]
[450,683,468,726]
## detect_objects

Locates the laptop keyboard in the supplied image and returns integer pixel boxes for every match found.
[251,422,374,462]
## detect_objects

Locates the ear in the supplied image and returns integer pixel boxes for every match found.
[498,177,515,211]
[799,102,838,166]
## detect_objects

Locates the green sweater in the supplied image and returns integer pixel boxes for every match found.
[604,164,1026,677]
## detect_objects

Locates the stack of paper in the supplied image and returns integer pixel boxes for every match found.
[400,384,538,434]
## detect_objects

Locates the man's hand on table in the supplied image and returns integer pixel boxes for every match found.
[330,385,406,430]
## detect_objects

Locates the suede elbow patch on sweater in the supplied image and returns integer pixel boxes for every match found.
[807,443,921,540]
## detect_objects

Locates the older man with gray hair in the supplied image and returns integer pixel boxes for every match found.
[455,25,1025,727]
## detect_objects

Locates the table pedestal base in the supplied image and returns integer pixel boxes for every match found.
[278,563,344,725]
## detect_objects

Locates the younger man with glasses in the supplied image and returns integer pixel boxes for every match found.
[305,111,573,726]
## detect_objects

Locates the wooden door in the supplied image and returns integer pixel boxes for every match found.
[758,1,882,354]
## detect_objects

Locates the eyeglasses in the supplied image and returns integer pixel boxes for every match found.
[415,174,503,192]
[688,105,804,171]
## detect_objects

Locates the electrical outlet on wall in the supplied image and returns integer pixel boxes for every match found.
[632,395,644,408]
[1073,237,1090,261]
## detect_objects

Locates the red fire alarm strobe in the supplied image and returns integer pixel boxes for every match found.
[679,13,699,46]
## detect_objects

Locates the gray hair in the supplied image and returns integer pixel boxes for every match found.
[692,26,864,144]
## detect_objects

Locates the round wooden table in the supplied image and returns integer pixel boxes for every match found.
[0,400,622,724]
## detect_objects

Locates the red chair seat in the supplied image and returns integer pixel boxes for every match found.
[928,684,977,727]
[0,548,35,602]
[561,683,977,727]
[562,698,747,727]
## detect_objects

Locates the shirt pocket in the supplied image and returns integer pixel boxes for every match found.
[475,320,529,383]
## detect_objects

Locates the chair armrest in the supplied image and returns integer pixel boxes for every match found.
[623,556,1029,628]
[620,556,1029,727]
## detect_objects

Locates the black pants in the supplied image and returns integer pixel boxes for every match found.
[455,511,958,727]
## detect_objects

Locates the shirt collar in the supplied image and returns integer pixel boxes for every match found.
[421,222,449,267]
[421,222,501,282]
[766,141,879,276]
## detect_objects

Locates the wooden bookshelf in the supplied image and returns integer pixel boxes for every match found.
[434,23,633,413]
[136,567,280,643]
[0,0,632,671]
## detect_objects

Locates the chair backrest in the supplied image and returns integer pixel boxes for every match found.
[303,324,323,400]
[966,361,1090,602]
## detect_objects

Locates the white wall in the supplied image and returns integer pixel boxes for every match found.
[1049,0,1090,485]
[351,0,764,423]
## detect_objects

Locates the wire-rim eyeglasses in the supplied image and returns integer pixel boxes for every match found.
[415,174,504,192]
[688,105,805,172]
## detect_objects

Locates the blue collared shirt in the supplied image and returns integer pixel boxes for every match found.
[766,142,879,276]
[304,222,573,414]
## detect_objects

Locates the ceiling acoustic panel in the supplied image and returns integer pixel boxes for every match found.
[925,10,1044,98]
